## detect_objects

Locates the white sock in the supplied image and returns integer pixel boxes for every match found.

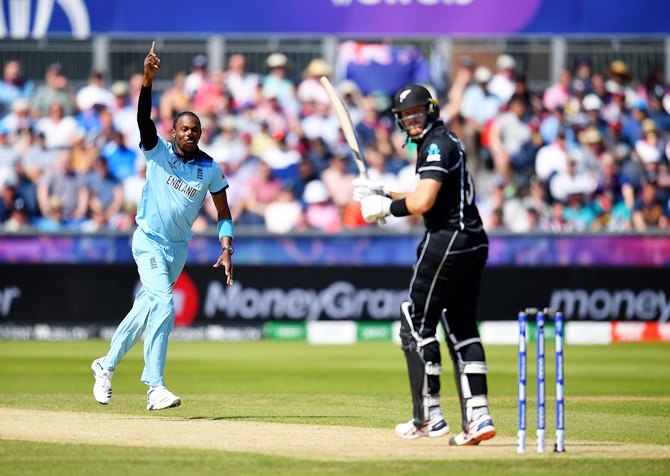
[429,405,443,421]
[472,406,489,421]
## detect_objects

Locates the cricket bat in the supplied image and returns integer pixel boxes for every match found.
[319,76,386,225]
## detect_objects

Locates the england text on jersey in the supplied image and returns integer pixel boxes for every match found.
[166,175,197,197]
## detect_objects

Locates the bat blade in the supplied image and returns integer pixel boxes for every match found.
[320,76,386,225]
[319,76,368,176]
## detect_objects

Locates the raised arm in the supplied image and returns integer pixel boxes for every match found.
[138,41,160,151]
[441,65,473,123]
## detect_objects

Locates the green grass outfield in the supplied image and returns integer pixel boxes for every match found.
[0,340,669,475]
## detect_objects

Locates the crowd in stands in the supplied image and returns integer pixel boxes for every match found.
[1,51,670,234]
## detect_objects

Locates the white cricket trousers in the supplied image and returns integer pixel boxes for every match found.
[102,227,188,387]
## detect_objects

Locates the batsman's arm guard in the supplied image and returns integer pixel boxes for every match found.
[399,302,441,429]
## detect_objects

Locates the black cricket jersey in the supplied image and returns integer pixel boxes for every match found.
[413,120,485,234]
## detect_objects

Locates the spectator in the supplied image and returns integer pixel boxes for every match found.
[240,159,282,226]
[522,179,552,225]
[101,130,139,182]
[261,132,301,181]
[606,60,638,110]
[539,104,576,147]
[225,54,260,108]
[634,119,664,169]
[297,58,333,108]
[264,183,304,234]
[262,53,299,118]
[253,89,290,135]
[86,156,124,224]
[338,80,364,126]
[460,66,501,170]
[355,96,386,148]
[632,176,668,231]
[290,157,318,202]
[160,72,192,124]
[592,152,633,232]
[535,125,569,184]
[184,54,208,99]
[76,68,115,113]
[488,93,532,186]
[604,120,632,165]
[571,57,593,95]
[0,60,34,118]
[109,201,139,232]
[36,149,88,222]
[0,125,20,188]
[602,87,626,124]
[35,100,80,150]
[575,126,607,177]
[122,157,147,209]
[514,120,545,187]
[111,79,142,162]
[647,87,670,133]
[207,116,248,175]
[193,69,230,116]
[488,54,517,104]
[581,94,607,136]
[34,195,69,232]
[549,153,598,203]
[0,181,17,222]
[320,152,357,214]
[300,100,340,147]
[2,195,31,232]
[1,98,34,141]
[302,179,341,233]
[590,73,609,104]
[562,191,598,231]
[543,69,573,113]
[31,63,77,117]
[13,148,41,218]
[21,130,56,185]
[304,136,333,175]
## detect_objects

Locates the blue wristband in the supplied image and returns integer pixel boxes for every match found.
[217,219,234,240]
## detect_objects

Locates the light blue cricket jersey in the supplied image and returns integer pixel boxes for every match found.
[137,135,228,243]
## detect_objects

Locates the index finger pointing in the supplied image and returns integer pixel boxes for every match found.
[150,41,156,54]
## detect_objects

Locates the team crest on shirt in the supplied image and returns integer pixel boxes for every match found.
[197,168,203,180]
[426,143,441,162]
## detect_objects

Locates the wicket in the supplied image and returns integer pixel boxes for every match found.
[517,307,565,454]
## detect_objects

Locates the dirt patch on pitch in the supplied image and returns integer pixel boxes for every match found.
[0,407,668,461]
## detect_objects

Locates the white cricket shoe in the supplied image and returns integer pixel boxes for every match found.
[449,414,497,446]
[147,386,181,411]
[91,357,114,405]
[395,418,451,440]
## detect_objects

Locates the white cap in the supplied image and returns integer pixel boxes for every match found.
[303,180,330,204]
[582,94,602,111]
[473,66,492,83]
[267,53,288,69]
[496,54,516,71]
[338,80,360,96]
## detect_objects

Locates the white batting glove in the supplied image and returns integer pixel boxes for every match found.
[352,176,388,202]
[360,195,392,224]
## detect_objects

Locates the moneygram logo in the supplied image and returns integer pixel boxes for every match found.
[0,0,90,39]
[204,280,407,321]
[550,289,670,322]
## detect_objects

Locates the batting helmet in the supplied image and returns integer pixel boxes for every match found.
[392,84,440,139]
